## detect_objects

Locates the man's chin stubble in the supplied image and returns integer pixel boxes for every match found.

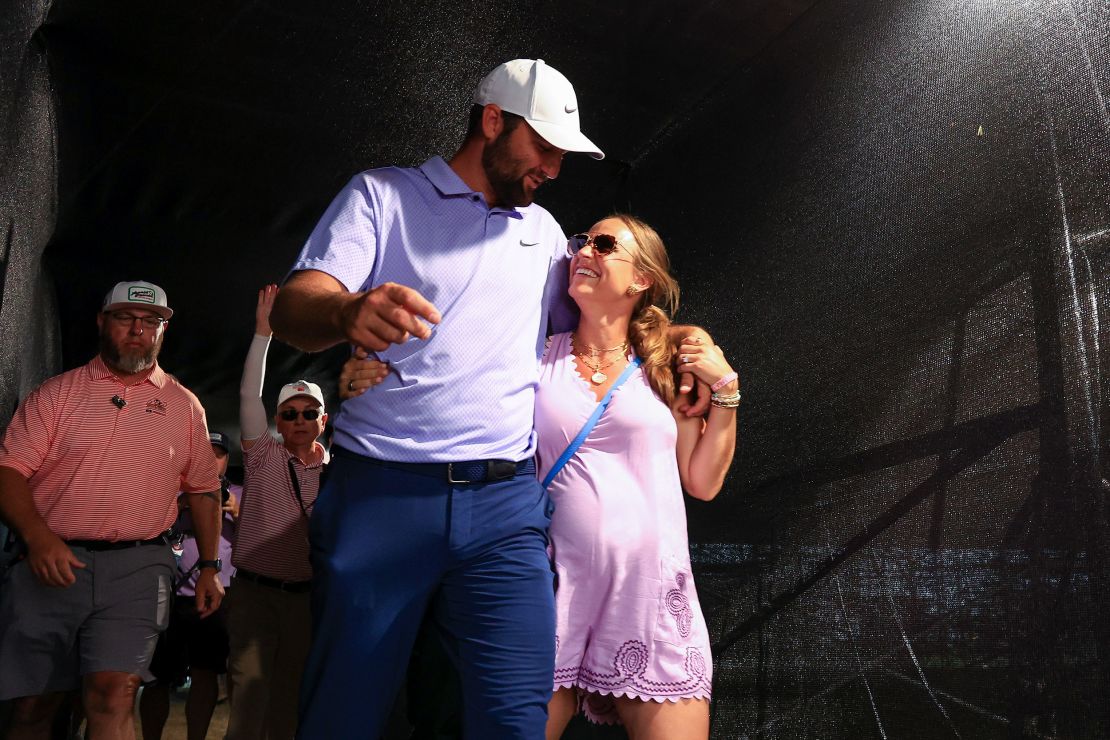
[113,354,155,374]
[99,333,160,375]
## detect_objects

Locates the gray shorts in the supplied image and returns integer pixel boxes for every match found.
[0,543,175,700]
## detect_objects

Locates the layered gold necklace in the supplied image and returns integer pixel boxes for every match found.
[573,334,629,384]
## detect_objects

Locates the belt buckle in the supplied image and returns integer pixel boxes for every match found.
[447,462,477,485]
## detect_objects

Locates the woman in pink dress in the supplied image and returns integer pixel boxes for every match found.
[538,214,737,739]
[339,214,738,739]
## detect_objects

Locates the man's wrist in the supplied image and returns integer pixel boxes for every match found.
[21,523,58,549]
[196,558,222,572]
[335,291,362,339]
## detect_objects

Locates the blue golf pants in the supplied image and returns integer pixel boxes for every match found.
[296,449,556,739]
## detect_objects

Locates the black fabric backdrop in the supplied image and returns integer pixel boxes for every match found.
[2,0,1109,737]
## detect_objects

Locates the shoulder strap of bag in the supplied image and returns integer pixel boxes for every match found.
[287,458,313,519]
[541,356,643,491]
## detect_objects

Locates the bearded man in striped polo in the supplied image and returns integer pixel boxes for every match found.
[0,280,224,740]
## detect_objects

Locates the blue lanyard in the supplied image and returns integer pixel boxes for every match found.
[541,356,643,491]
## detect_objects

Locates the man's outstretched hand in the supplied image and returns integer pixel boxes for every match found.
[340,282,441,352]
[270,271,442,354]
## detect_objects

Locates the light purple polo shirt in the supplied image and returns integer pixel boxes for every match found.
[292,156,574,462]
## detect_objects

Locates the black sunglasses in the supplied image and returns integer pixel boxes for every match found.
[279,408,321,421]
[567,233,625,257]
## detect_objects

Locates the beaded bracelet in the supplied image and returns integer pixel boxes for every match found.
[710,389,741,409]
[711,372,738,392]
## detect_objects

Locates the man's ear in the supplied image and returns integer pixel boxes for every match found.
[481,104,505,142]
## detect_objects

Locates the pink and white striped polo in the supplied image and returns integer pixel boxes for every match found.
[0,356,221,540]
[232,433,322,581]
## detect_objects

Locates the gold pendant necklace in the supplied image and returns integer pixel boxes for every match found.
[580,354,625,384]
[573,334,629,384]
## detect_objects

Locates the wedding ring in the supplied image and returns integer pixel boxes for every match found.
[347,380,355,392]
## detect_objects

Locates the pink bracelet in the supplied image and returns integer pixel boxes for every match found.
[711,372,738,392]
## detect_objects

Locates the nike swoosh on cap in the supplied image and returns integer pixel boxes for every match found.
[564,103,577,114]
[520,240,540,247]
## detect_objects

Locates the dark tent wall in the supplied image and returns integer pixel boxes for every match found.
[626,2,1110,737]
[1,0,59,421]
[2,0,1109,738]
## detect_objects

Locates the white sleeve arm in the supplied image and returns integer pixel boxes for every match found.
[239,334,272,441]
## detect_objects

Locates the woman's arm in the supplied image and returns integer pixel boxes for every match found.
[240,285,277,450]
[672,341,739,501]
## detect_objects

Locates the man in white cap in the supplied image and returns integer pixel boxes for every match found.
[0,280,224,739]
[266,58,601,739]
[224,284,327,740]
[270,60,708,738]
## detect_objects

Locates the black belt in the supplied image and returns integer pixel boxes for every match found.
[334,447,536,484]
[235,568,312,593]
[65,531,171,551]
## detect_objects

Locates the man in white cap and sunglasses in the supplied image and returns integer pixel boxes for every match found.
[270,60,710,738]
[0,280,224,738]
[225,284,326,740]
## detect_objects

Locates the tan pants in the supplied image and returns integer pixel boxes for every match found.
[224,576,312,740]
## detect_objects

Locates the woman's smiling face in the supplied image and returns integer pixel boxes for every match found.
[568,218,645,311]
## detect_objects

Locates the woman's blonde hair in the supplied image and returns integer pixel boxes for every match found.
[610,213,681,404]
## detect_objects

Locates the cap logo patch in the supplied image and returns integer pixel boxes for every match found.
[564,103,577,114]
[128,287,156,304]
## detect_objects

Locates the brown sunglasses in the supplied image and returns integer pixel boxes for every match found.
[567,233,626,257]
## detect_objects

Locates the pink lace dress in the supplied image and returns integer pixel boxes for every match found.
[535,332,712,723]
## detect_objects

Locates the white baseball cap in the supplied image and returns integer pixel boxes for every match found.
[102,280,173,319]
[277,380,325,411]
[474,59,604,160]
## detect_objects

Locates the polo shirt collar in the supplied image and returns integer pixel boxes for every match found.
[88,355,167,388]
[420,156,473,197]
[285,440,326,470]
[419,156,527,219]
